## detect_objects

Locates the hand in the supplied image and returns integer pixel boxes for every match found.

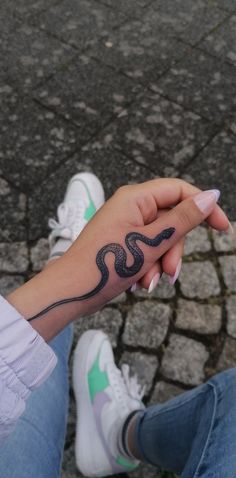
[68,177,230,299]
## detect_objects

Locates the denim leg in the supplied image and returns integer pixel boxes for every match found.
[0,324,73,478]
[133,368,236,477]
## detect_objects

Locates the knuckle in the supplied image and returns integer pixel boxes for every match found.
[175,206,194,230]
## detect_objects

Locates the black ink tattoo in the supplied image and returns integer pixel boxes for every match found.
[28,227,175,321]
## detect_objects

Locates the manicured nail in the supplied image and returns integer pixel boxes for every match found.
[168,258,182,285]
[225,222,234,235]
[130,283,137,292]
[148,273,160,294]
[193,189,220,215]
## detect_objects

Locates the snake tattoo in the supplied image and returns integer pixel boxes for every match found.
[28,227,175,322]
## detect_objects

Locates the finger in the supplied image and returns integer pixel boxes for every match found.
[136,178,230,231]
[137,260,162,291]
[140,189,220,270]
[161,237,185,280]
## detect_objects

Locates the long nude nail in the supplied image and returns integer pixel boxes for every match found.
[148,273,160,294]
[168,258,182,285]
[193,189,220,215]
[225,223,234,235]
[130,283,137,292]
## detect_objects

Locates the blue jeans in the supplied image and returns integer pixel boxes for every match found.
[134,368,236,477]
[0,325,73,478]
[1,327,236,478]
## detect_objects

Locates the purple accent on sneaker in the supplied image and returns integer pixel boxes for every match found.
[93,391,127,473]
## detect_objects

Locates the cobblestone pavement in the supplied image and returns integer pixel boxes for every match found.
[1,0,236,477]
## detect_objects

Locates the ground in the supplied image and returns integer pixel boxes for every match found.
[0,0,236,477]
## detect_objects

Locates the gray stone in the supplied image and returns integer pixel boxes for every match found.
[150,0,226,46]
[61,445,83,478]
[0,177,26,242]
[34,0,127,50]
[154,49,236,123]
[30,238,49,271]
[129,463,162,478]
[150,381,184,404]
[213,223,236,252]
[184,226,211,256]
[201,15,236,67]
[179,261,220,299]
[35,55,139,142]
[0,89,78,191]
[0,274,24,296]
[176,299,222,334]
[100,91,215,175]
[123,301,171,350]
[219,256,236,293]
[0,242,28,273]
[108,292,126,304]
[226,296,236,338]
[135,273,176,299]
[7,0,60,18]
[120,351,159,394]
[186,130,236,218]
[92,17,187,84]
[73,307,123,348]
[217,337,236,371]
[161,334,209,385]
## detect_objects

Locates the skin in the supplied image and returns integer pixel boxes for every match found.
[6,178,230,342]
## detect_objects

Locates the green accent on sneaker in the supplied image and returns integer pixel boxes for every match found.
[88,353,109,403]
[76,178,97,221]
[116,455,137,470]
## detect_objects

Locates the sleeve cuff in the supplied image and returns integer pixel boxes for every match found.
[0,295,57,400]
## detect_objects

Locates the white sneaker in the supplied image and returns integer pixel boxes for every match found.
[48,172,105,258]
[72,330,145,477]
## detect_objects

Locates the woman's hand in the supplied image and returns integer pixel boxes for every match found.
[70,177,230,294]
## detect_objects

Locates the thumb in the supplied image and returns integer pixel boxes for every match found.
[140,189,220,263]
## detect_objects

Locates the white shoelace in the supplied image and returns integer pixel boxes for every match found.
[48,200,86,245]
[107,362,146,412]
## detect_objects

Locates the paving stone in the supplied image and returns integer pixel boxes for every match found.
[176,299,222,334]
[154,49,236,123]
[226,296,236,338]
[35,55,140,141]
[7,0,61,18]
[99,91,215,174]
[34,0,127,50]
[201,15,236,67]
[150,0,226,46]
[64,395,76,448]
[0,19,74,93]
[61,445,83,478]
[184,226,211,256]
[0,88,77,191]
[123,301,171,350]
[30,238,49,271]
[0,242,29,273]
[161,334,209,385]
[73,307,123,348]
[213,0,236,13]
[129,463,164,478]
[120,351,159,394]
[216,337,236,371]
[135,273,176,299]
[28,147,153,240]
[150,381,184,404]
[219,255,236,293]
[0,275,24,296]
[213,223,236,252]
[186,130,236,218]
[179,261,221,299]
[0,177,26,242]
[92,17,187,83]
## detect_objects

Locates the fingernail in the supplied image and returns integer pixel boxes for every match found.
[168,258,182,285]
[225,222,234,235]
[193,189,220,215]
[148,273,160,294]
[130,283,137,292]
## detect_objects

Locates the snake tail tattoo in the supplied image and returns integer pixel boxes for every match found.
[28,227,175,322]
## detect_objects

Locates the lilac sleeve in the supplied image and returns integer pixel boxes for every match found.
[0,295,57,444]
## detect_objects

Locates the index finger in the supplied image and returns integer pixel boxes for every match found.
[139,178,230,232]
